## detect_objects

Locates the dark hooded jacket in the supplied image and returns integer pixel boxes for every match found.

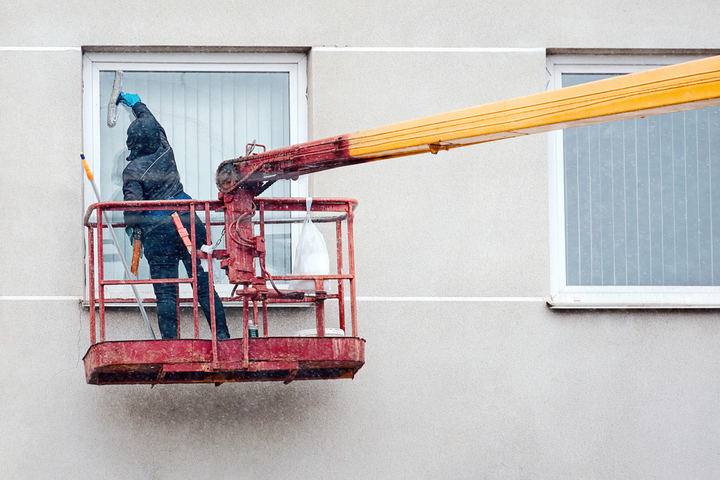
[122,102,186,230]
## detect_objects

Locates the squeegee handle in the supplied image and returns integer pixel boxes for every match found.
[81,153,156,339]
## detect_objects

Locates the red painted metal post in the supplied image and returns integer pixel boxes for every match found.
[97,206,106,342]
[262,300,268,338]
[257,200,269,337]
[203,202,215,342]
[258,199,265,268]
[347,205,358,337]
[189,203,216,368]
[336,219,346,334]
[253,300,259,336]
[189,203,201,342]
[203,203,219,370]
[88,225,96,345]
[316,279,326,337]
[243,295,250,368]
[175,286,181,338]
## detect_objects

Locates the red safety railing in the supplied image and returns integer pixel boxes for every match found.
[83,197,359,345]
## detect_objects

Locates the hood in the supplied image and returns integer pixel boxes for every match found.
[126,116,162,161]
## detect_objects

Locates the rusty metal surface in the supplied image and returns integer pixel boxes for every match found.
[84,337,365,385]
[215,136,354,193]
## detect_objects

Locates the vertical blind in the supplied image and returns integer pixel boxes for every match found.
[99,70,292,281]
[563,73,720,286]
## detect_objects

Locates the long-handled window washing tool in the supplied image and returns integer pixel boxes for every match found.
[107,71,123,127]
[82,153,156,339]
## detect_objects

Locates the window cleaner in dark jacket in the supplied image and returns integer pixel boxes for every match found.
[119,92,231,340]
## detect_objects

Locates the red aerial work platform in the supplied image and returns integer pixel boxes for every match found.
[83,197,364,385]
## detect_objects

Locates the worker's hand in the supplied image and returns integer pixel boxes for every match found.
[119,92,141,107]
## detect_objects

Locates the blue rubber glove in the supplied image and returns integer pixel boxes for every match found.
[119,92,141,107]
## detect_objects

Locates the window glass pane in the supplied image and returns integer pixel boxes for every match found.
[98,70,292,281]
[562,73,618,88]
[563,73,720,286]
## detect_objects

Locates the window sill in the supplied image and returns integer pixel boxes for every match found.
[549,288,720,309]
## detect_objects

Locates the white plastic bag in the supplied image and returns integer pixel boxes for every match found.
[289,198,330,292]
[200,244,224,283]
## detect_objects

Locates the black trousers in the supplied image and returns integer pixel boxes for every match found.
[142,213,230,340]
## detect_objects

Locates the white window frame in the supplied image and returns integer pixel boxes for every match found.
[548,54,720,308]
[82,52,308,302]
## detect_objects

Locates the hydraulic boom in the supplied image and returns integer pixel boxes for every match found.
[217,55,720,285]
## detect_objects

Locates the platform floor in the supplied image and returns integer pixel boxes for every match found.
[83,337,365,385]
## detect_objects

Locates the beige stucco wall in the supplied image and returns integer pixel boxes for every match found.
[3,1,720,49]
[310,50,549,298]
[0,50,84,296]
[4,301,720,478]
[3,1,720,479]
